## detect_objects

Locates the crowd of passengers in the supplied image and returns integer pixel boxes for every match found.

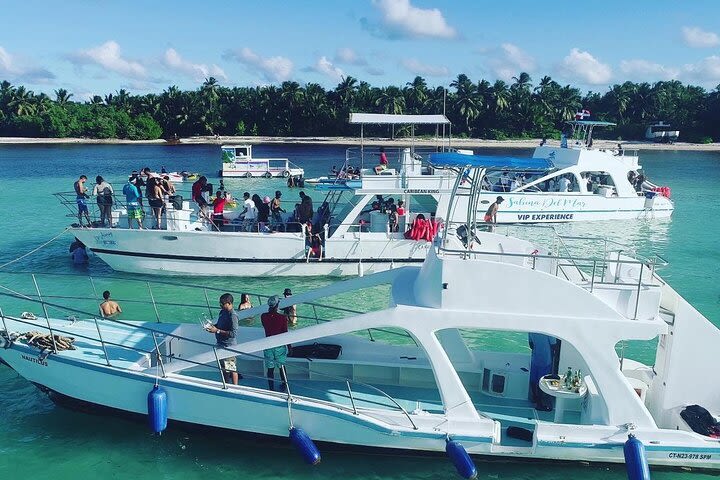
[487,169,646,194]
[72,167,178,229]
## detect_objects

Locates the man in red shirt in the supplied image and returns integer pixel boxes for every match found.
[261,295,289,391]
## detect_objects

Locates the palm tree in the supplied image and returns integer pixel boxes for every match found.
[490,80,510,112]
[404,76,428,113]
[450,74,480,134]
[54,88,73,106]
[9,86,35,116]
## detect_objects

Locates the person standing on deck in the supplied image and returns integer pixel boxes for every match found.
[528,332,558,411]
[92,176,114,227]
[484,196,504,231]
[261,295,289,391]
[74,175,92,227]
[271,191,285,229]
[205,293,240,385]
[122,176,143,229]
[99,290,122,318]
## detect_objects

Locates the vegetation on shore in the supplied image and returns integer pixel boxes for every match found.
[0,74,718,142]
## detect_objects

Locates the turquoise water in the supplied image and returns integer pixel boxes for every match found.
[0,144,719,479]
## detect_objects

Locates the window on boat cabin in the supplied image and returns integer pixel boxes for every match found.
[580,171,616,194]
[235,146,249,158]
[518,171,580,193]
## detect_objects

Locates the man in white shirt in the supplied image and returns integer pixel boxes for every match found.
[557,175,571,192]
[240,192,257,231]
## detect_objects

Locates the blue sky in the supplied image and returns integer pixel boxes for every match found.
[1,0,719,99]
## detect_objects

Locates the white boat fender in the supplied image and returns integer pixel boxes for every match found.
[357,262,364,277]
[147,385,168,435]
[445,438,477,479]
[623,434,650,480]
[289,427,321,465]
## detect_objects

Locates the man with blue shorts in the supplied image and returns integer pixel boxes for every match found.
[74,175,91,227]
[261,295,289,391]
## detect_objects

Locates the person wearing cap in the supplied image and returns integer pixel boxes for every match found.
[205,293,239,385]
[261,295,289,391]
[282,288,297,326]
[122,176,143,229]
[484,196,504,231]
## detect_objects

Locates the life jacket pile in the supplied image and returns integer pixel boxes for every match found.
[404,217,442,241]
[652,186,671,199]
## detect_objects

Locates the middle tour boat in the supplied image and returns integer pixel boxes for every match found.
[3,157,719,476]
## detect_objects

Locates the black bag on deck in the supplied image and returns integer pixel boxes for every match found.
[169,195,183,210]
[680,404,720,437]
[288,343,342,360]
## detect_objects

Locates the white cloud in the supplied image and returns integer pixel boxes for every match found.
[0,45,55,83]
[162,48,227,82]
[682,26,720,48]
[478,43,536,81]
[222,47,293,83]
[401,58,449,77]
[69,41,146,79]
[312,56,344,81]
[619,59,679,81]
[682,55,720,83]
[334,47,367,66]
[557,48,612,85]
[372,0,457,39]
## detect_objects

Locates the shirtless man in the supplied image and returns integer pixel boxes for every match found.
[99,290,122,318]
[484,196,504,231]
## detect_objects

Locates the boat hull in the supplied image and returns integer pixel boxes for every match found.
[72,227,431,277]
[487,192,674,223]
[2,344,718,471]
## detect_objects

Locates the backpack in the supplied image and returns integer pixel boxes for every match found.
[681,405,720,437]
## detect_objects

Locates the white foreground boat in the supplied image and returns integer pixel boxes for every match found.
[2,161,719,474]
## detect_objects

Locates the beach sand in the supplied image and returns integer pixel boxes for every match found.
[1,135,718,151]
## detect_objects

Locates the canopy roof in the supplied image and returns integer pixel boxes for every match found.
[349,113,450,125]
[429,152,554,171]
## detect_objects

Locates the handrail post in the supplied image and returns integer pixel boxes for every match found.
[590,260,596,293]
[0,306,9,338]
[213,347,227,389]
[633,264,643,320]
[147,282,161,323]
[346,380,358,414]
[93,317,111,366]
[151,332,167,377]
[312,304,319,324]
[203,288,214,318]
[31,274,59,353]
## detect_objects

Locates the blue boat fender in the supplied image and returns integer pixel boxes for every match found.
[289,427,321,465]
[147,385,168,435]
[623,433,650,480]
[445,439,477,479]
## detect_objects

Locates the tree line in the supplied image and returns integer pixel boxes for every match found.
[1,74,718,142]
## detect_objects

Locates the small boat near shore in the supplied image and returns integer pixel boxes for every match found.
[2,161,719,475]
[221,144,304,178]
